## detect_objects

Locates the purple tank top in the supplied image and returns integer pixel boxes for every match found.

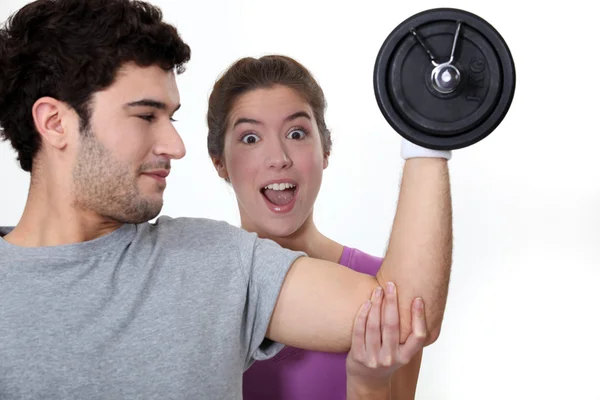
[242,246,383,400]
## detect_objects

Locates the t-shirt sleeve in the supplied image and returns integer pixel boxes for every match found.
[235,229,306,368]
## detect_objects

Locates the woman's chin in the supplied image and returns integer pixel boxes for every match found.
[255,219,303,240]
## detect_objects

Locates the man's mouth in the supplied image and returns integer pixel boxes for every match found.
[260,182,297,207]
[141,169,169,185]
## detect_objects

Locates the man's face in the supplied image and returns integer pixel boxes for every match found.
[71,63,185,223]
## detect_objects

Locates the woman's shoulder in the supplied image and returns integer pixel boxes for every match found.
[339,246,383,275]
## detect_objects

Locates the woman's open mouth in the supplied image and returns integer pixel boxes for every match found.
[260,182,298,213]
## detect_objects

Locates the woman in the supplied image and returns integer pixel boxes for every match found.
[206,55,438,399]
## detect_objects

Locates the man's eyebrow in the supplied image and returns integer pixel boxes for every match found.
[125,99,181,113]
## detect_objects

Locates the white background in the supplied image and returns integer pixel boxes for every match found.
[1,0,599,399]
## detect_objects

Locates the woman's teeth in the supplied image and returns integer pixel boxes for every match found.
[263,183,296,191]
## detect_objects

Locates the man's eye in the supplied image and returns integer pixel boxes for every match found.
[138,115,155,122]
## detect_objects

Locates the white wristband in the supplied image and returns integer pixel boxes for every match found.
[401,138,452,160]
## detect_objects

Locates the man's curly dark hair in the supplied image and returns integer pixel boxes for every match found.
[0,0,191,172]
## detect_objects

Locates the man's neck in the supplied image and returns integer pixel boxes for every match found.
[3,181,122,247]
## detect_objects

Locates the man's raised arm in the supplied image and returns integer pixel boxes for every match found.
[266,152,452,351]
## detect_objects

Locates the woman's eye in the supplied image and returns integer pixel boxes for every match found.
[242,133,260,144]
[287,129,307,140]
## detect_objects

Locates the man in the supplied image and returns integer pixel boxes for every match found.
[0,0,453,398]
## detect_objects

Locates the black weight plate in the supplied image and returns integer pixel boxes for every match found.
[374,8,516,150]
[389,22,501,135]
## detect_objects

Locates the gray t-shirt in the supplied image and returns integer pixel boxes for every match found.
[0,216,305,399]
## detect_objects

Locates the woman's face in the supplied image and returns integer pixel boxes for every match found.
[215,85,328,238]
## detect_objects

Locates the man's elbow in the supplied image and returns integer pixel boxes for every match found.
[400,305,444,346]
[424,324,442,347]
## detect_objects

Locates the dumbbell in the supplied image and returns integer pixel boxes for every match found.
[374,8,516,150]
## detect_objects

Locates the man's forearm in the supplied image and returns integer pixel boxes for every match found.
[376,157,452,344]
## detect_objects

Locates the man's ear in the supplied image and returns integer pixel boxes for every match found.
[31,97,70,150]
